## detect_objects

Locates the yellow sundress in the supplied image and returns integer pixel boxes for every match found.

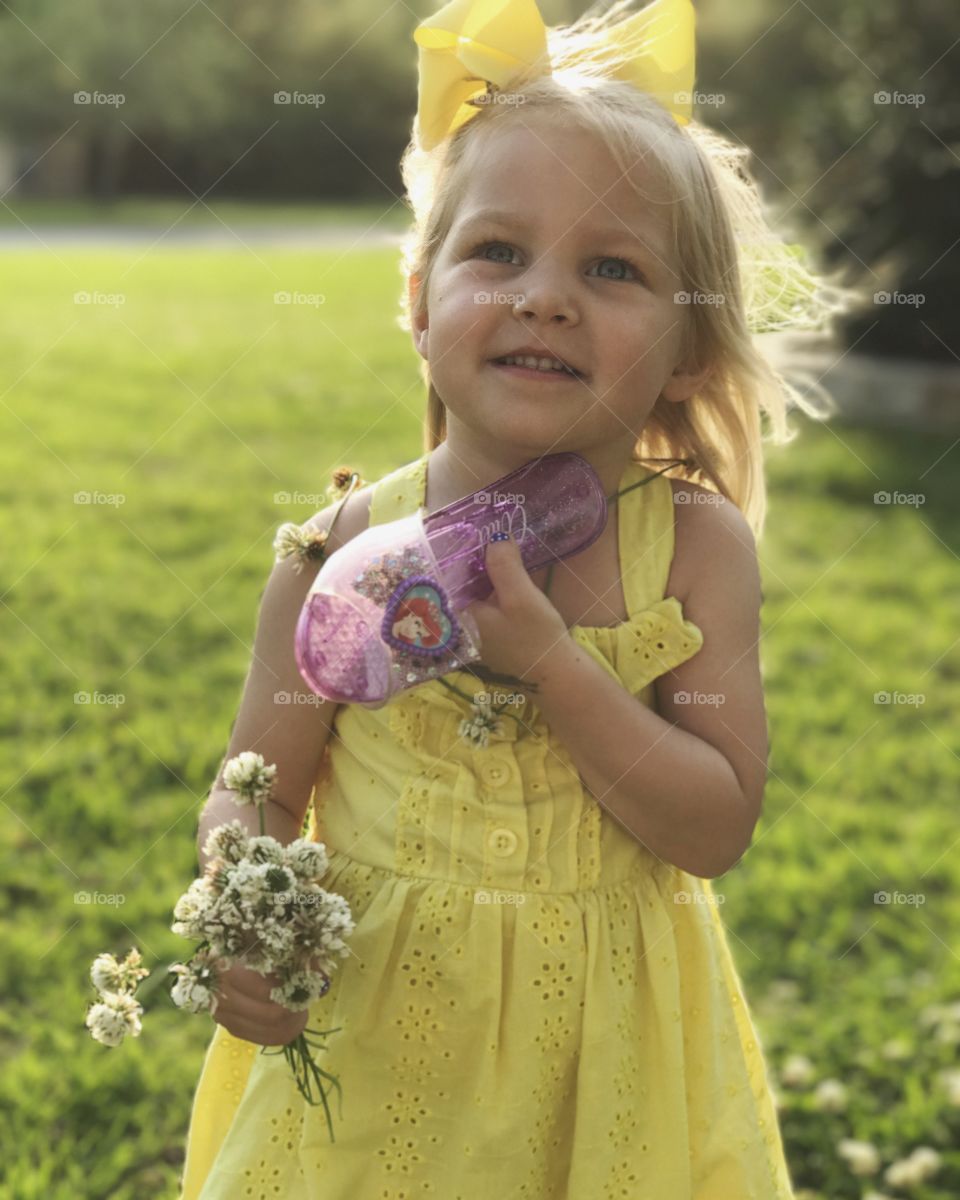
[179,452,796,1200]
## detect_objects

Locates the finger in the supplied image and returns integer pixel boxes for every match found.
[484,531,517,573]
[218,968,284,1013]
[219,965,269,1001]
[462,596,490,627]
[214,990,300,1041]
[484,532,536,599]
[246,1005,308,1040]
[212,980,274,1022]
[217,1010,305,1047]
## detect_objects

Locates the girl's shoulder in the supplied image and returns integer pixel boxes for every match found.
[665,477,754,608]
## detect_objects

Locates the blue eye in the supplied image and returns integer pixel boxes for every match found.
[474,241,518,265]
[588,257,641,282]
[469,241,644,283]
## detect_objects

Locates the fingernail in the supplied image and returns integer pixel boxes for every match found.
[491,531,509,542]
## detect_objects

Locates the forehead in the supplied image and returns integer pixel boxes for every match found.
[453,115,676,258]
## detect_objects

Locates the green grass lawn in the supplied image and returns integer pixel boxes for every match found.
[1,230,958,1199]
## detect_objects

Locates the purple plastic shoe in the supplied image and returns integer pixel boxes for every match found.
[295,452,608,706]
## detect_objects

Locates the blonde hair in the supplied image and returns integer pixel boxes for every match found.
[395,0,863,540]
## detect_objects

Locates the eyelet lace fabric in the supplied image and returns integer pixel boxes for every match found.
[178,454,796,1200]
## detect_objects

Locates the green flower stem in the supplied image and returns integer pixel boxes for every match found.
[261,1026,344,1143]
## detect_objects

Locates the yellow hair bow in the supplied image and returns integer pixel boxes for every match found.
[413,0,697,152]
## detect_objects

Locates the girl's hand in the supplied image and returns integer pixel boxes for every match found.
[211,962,309,1047]
[463,534,572,685]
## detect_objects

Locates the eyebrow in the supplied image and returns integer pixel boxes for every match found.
[455,208,670,264]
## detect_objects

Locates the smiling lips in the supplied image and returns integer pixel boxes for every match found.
[491,350,584,381]
[492,361,581,384]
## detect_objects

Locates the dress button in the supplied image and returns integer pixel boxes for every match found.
[487,827,518,856]
[478,758,511,789]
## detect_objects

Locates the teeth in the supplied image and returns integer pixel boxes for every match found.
[500,354,572,374]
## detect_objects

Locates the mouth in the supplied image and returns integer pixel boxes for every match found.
[489,354,585,382]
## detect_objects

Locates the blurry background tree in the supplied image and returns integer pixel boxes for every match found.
[0,0,418,201]
[0,0,955,361]
[695,0,959,362]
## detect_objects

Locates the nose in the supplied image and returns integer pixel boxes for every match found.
[511,259,578,325]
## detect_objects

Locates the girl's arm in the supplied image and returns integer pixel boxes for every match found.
[196,498,355,871]
[473,495,766,880]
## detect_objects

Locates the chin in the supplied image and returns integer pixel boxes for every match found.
[490,390,583,429]
[470,412,579,456]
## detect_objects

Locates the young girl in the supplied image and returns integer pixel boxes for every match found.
[179,0,850,1196]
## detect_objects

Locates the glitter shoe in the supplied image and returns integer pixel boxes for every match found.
[294,452,607,706]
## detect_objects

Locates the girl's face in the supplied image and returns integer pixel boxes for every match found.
[411,113,712,462]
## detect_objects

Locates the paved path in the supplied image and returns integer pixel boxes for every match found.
[763,332,960,434]
[0,225,405,248]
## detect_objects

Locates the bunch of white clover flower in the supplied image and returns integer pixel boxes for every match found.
[167,752,354,1142]
[84,948,150,1046]
[169,817,354,1011]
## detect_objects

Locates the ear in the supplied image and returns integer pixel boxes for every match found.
[408,273,429,361]
[661,356,714,404]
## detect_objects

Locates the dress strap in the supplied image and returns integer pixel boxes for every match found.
[367,453,429,527]
[618,464,678,615]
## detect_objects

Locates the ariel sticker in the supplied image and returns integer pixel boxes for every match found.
[381,574,459,658]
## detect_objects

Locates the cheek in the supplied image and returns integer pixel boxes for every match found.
[431,289,496,353]
[611,305,680,368]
